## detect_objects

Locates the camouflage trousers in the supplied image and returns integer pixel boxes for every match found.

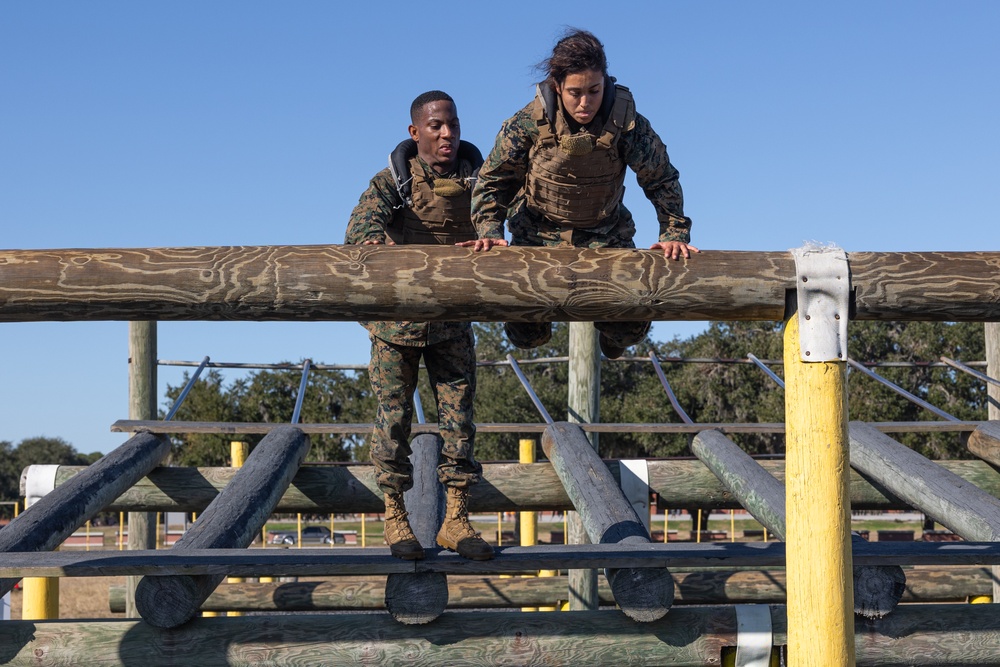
[505,201,652,350]
[368,328,482,495]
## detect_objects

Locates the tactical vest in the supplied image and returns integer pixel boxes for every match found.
[386,141,480,245]
[525,82,636,228]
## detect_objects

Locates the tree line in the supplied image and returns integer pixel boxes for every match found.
[0,320,988,516]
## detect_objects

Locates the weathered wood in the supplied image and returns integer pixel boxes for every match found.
[849,421,1000,541]
[135,425,310,627]
[49,457,1000,513]
[0,432,170,596]
[109,567,995,612]
[9,604,1000,666]
[968,421,1000,467]
[567,322,601,610]
[386,434,448,625]
[542,422,673,621]
[110,418,989,435]
[691,429,905,618]
[984,322,1000,419]
[3,246,999,323]
[8,542,1000,579]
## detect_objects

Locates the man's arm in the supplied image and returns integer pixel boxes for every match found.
[345,168,401,245]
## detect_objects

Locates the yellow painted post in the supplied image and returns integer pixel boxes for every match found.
[361,513,366,547]
[519,438,540,610]
[21,577,59,620]
[784,308,855,666]
[696,509,702,543]
[85,520,91,552]
[226,441,249,617]
[497,513,503,546]
[296,513,303,549]
[118,512,125,550]
[970,595,993,604]
[730,510,735,542]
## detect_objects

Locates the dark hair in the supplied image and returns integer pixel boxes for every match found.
[537,28,608,87]
[410,90,454,123]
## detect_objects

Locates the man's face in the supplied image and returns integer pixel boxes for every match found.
[409,100,460,174]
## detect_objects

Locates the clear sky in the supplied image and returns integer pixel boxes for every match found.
[2,2,998,455]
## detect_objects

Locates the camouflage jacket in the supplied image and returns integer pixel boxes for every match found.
[345,158,472,347]
[472,97,692,247]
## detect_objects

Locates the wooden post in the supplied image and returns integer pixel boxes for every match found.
[0,432,171,597]
[987,323,1000,421]
[385,433,448,625]
[135,425,310,628]
[566,321,600,611]
[127,320,157,618]
[541,422,674,621]
[783,308,855,665]
[691,429,904,618]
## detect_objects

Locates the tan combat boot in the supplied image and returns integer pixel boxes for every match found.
[436,486,494,561]
[383,493,424,560]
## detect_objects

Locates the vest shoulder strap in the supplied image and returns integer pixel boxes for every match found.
[388,139,484,206]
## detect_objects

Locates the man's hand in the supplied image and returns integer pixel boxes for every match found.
[456,238,509,252]
[650,241,699,260]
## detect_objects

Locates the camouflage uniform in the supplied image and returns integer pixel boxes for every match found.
[472,87,693,348]
[346,158,482,495]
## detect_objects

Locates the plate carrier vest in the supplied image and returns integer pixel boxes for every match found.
[525,78,636,228]
[387,139,482,245]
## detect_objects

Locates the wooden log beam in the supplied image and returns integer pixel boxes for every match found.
[7,605,1000,667]
[968,421,1000,467]
[542,422,674,621]
[385,434,448,625]
[2,246,999,323]
[48,457,1000,513]
[848,421,1000,541]
[7,542,1000,579]
[691,429,906,619]
[0,432,170,597]
[108,567,996,613]
[134,425,310,628]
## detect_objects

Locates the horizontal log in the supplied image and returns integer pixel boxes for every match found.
[109,567,995,612]
[6,605,1000,666]
[968,421,1000,466]
[50,458,1000,512]
[110,419,990,435]
[5,542,1000,579]
[1,246,998,323]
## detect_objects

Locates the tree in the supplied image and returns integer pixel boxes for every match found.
[0,437,96,518]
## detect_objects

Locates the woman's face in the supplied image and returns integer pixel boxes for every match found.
[556,69,604,125]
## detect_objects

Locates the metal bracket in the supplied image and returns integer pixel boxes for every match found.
[620,459,651,532]
[790,244,850,362]
[735,604,774,667]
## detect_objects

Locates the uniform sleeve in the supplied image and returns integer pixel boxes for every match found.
[622,112,693,244]
[344,168,401,245]
[471,106,535,240]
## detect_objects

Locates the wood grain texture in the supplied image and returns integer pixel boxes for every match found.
[134,425,310,627]
[849,421,1000,542]
[4,246,997,323]
[49,457,1000,513]
[0,432,170,597]
[968,421,1000,466]
[8,605,1000,667]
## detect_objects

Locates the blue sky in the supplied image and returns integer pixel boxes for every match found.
[2,2,999,455]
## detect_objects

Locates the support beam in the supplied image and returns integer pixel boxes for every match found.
[135,425,310,628]
[542,422,674,621]
[109,567,995,613]
[691,429,905,618]
[47,458,1000,513]
[849,421,1000,542]
[0,432,170,596]
[968,422,1000,467]
[783,308,855,666]
[385,434,448,625]
[2,247,999,323]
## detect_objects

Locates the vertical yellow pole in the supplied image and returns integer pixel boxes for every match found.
[730,510,735,542]
[296,513,303,549]
[226,441,249,617]
[784,308,855,666]
[497,513,503,546]
[118,512,125,550]
[696,509,702,543]
[664,511,668,542]
[519,439,541,610]
[361,513,366,547]
[22,577,59,620]
[85,520,92,552]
